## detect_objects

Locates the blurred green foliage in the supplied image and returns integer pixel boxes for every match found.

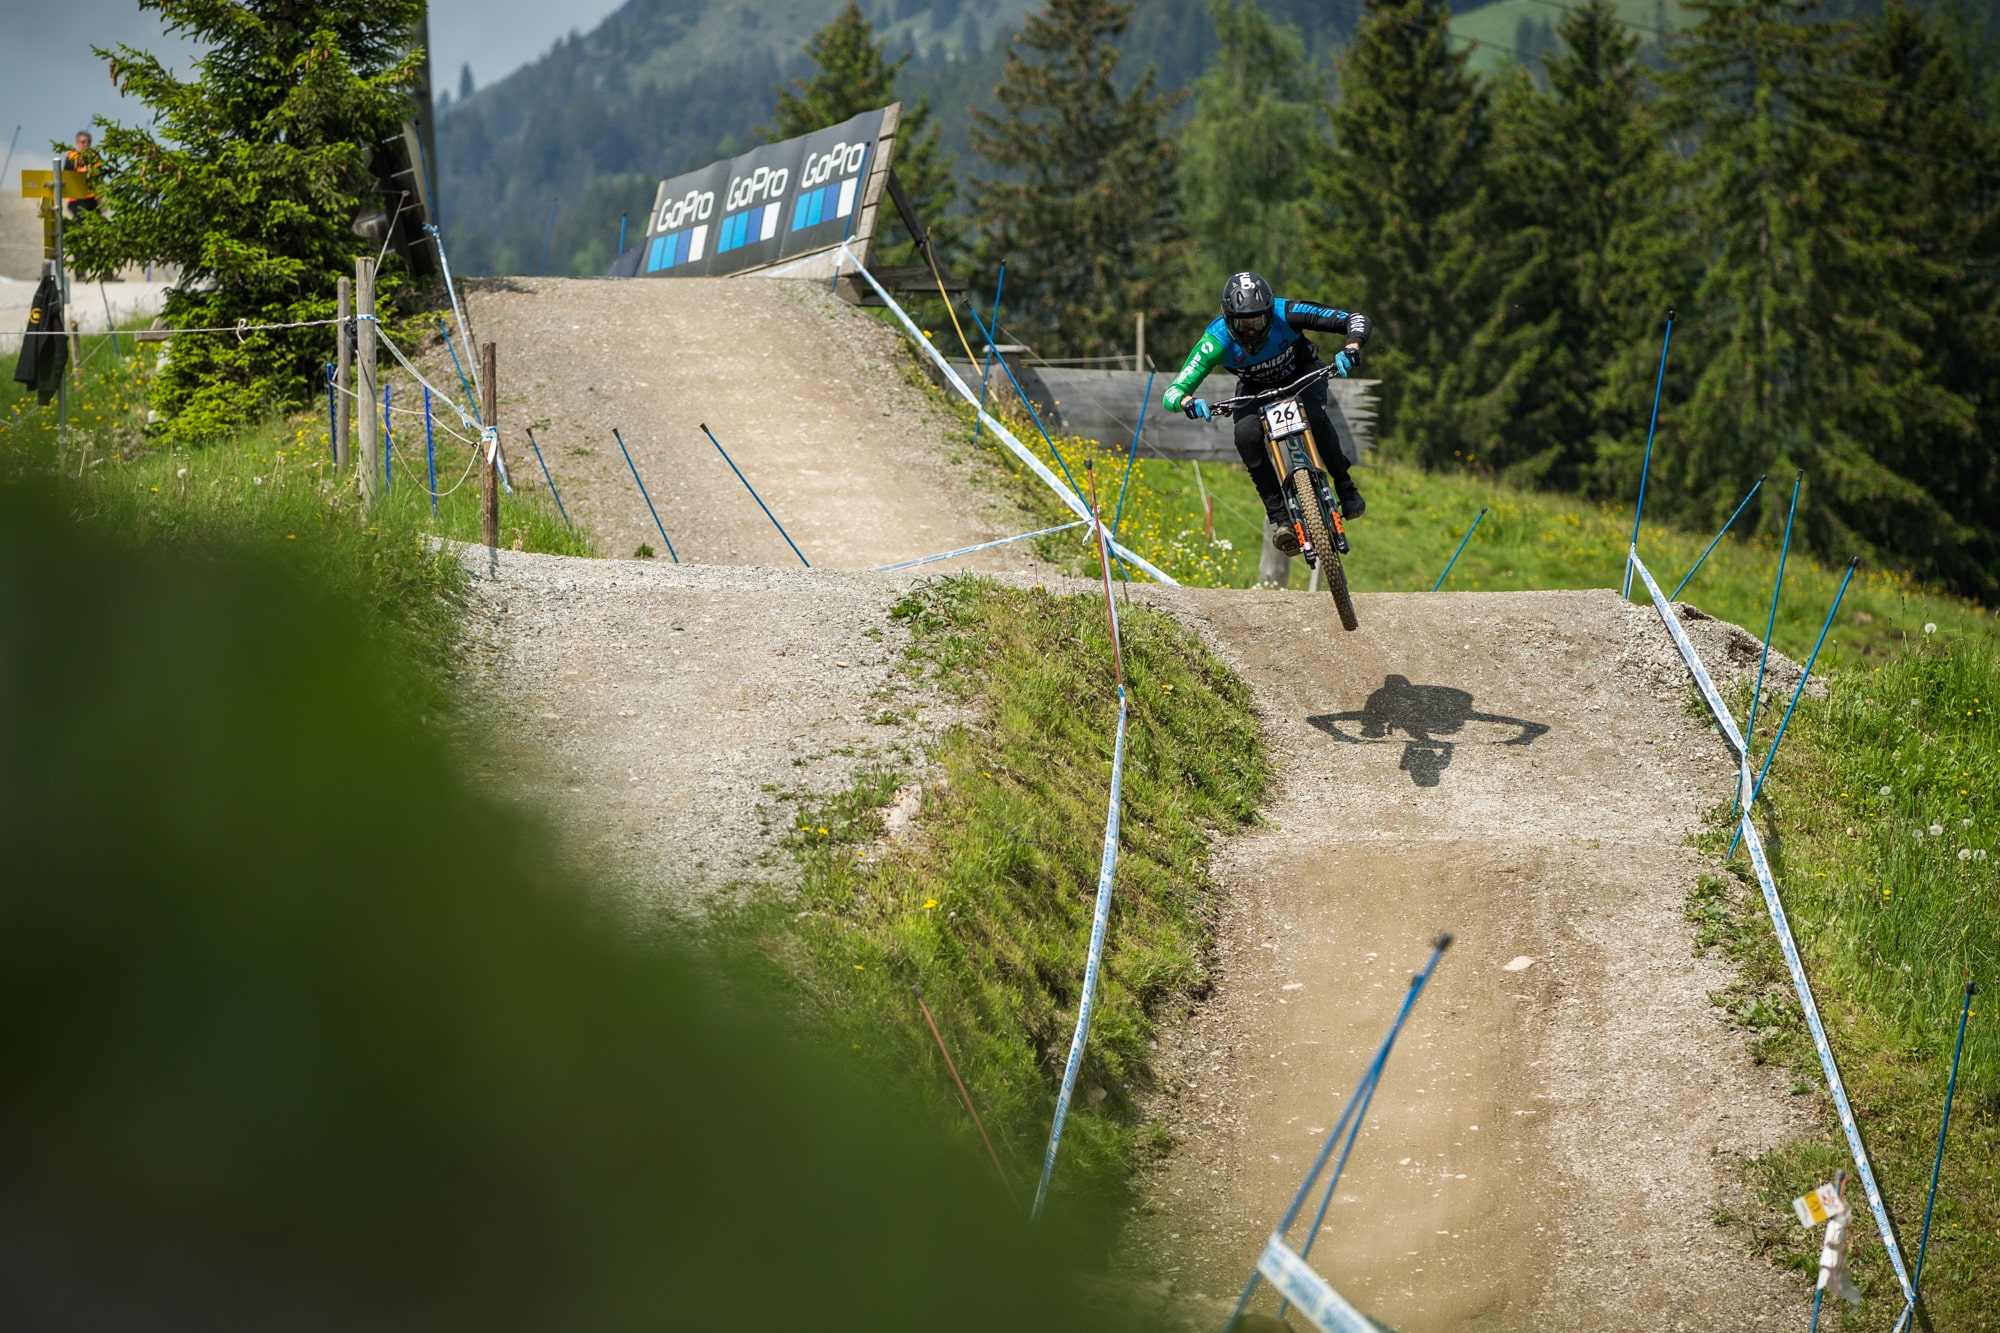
[0,478,1142,1330]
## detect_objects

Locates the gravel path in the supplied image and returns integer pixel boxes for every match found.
[457,276,1048,573]
[458,546,1022,909]
[1121,586,1815,1331]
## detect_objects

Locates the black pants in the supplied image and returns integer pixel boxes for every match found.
[1230,376,1350,522]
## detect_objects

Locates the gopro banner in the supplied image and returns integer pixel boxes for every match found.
[633,105,896,279]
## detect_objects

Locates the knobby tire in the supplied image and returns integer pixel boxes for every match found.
[1293,468,1358,632]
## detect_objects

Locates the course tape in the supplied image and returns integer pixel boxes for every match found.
[837,245,1178,587]
[1629,549,1916,1319]
[873,520,1087,572]
[1257,1234,1381,1333]
[1031,688,1130,1220]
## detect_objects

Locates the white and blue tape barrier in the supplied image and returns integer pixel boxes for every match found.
[1629,548,1916,1324]
[1256,1234,1383,1333]
[1030,688,1130,1220]
[872,520,1087,572]
[838,245,1178,587]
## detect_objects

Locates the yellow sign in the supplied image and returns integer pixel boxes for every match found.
[18,169,92,200]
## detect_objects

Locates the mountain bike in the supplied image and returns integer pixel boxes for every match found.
[1211,363,1358,631]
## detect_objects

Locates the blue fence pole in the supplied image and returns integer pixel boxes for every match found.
[1112,370,1155,538]
[1433,508,1488,591]
[959,297,1084,499]
[382,384,392,489]
[1671,474,1766,601]
[525,426,572,531]
[1624,308,1675,599]
[1746,471,1804,762]
[700,423,808,567]
[969,262,1006,451]
[1223,935,1452,1332]
[324,364,337,462]
[436,317,480,423]
[612,427,678,563]
[539,198,558,276]
[1729,558,1859,858]
[423,387,438,519]
[617,211,627,256]
[1914,981,1976,1302]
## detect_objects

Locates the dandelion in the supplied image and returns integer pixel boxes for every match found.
[923,898,938,910]
[854,963,865,971]
[1959,848,1972,861]
[1978,850,1989,861]
[1881,785,1892,796]
[1924,622,1937,633]
[1930,823,1944,836]
[1961,818,1974,828]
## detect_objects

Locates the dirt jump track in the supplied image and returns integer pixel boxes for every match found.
[463,277,1815,1329]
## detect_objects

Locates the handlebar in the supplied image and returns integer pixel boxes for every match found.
[1207,360,1340,416]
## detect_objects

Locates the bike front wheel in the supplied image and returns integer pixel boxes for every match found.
[1293,468,1358,631]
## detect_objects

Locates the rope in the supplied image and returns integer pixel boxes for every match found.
[872,520,1087,572]
[836,244,1176,585]
[1629,549,1917,1325]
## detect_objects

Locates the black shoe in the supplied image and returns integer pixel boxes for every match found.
[1336,477,1365,521]
[1267,520,1301,556]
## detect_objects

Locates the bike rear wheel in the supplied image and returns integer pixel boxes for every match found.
[1293,468,1358,632]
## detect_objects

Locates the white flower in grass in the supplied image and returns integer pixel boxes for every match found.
[1960,848,1973,861]
[1960,817,1973,828]
[1880,785,1893,796]
[1978,850,1990,861]
[1930,823,1945,836]
[1924,623,1937,634]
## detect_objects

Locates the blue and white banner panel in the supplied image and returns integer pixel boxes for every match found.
[623,105,896,280]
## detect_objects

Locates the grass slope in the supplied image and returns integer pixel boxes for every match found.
[723,574,1269,1220]
[1692,635,1999,1328]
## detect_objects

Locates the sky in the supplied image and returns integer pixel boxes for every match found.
[0,0,625,175]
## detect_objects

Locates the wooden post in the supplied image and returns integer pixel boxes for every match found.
[355,256,377,506]
[480,341,499,549]
[334,277,352,471]
[69,318,81,378]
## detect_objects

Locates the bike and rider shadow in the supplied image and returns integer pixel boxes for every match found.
[1308,674,1550,787]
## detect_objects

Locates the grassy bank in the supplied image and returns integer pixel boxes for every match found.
[907,353,1993,663]
[1692,631,1998,1327]
[723,575,1269,1220]
[4,325,586,698]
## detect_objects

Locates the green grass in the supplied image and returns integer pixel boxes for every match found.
[1691,635,1999,1328]
[3,324,589,697]
[719,575,1270,1220]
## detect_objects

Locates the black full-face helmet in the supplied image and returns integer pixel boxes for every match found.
[1221,271,1275,347]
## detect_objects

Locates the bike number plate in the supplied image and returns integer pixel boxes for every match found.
[1263,399,1307,439]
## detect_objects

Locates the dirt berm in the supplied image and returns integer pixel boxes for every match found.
[462,277,1810,1327]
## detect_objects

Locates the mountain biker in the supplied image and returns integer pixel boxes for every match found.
[1162,272,1370,556]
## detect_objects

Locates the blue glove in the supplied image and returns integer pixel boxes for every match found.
[1334,346,1360,377]
[1184,398,1211,421]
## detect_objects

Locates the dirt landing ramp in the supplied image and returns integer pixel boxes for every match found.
[458,276,1043,572]
[1133,587,1811,1330]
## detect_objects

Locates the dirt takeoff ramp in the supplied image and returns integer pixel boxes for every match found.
[460,276,1043,572]
[1132,587,1811,1330]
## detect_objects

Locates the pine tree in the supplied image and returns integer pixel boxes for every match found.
[66,0,425,442]
[769,1,958,267]
[1653,0,1973,563]
[1475,0,1677,490]
[1833,0,1998,593]
[970,0,1187,358]
[1309,0,1494,464]
[1179,0,1324,316]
